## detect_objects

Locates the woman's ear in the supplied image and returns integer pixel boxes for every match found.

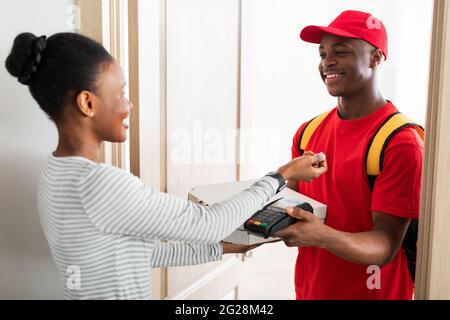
[76,91,96,118]
[370,48,384,69]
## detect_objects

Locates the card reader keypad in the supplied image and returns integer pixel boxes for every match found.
[244,202,314,238]
[246,208,286,228]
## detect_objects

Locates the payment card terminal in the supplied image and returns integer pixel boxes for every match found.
[243,198,314,239]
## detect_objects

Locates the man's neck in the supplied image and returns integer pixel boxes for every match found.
[337,90,387,120]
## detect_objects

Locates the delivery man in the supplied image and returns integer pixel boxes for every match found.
[273,10,423,300]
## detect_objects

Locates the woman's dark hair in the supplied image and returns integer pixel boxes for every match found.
[5,32,114,122]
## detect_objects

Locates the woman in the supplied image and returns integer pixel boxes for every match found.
[5,32,327,300]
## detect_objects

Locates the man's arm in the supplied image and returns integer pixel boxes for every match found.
[273,207,410,266]
[322,211,410,265]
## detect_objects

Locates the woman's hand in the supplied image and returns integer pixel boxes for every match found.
[220,240,282,254]
[220,241,262,254]
[278,152,327,182]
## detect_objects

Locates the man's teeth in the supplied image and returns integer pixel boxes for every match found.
[325,74,343,79]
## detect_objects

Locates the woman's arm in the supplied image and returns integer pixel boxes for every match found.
[150,241,265,268]
[81,169,278,244]
[287,180,298,191]
[150,241,223,268]
[79,153,327,244]
[286,151,316,192]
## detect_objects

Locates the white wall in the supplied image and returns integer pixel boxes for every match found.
[0,0,75,299]
[240,0,433,179]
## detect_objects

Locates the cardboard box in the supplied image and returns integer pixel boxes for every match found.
[188,180,327,245]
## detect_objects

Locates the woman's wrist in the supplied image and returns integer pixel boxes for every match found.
[277,165,291,181]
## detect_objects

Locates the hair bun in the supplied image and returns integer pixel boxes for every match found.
[5,33,48,85]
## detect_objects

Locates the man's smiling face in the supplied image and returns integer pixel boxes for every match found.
[318,34,380,97]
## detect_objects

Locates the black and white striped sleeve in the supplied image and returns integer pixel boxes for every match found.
[78,164,278,244]
[150,241,223,268]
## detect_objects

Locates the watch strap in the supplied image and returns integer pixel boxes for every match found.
[265,171,287,193]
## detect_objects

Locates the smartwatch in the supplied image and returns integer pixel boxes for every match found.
[265,171,287,194]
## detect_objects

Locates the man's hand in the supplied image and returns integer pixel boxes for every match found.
[272,206,330,248]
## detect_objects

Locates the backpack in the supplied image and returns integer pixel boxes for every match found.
[297,110,424,282]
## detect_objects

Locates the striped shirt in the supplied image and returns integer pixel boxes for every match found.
[37,155,278,300]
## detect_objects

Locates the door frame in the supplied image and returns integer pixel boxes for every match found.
[78,0,129,170]
[416,0,450,300]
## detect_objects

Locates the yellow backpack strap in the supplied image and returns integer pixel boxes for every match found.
[365,112,424,188]
[298,110,332,153]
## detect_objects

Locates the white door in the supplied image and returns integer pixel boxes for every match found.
[165,0,243,300]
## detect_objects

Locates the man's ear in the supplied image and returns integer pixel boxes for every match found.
[370,48,384,69]
[75,91,96,118]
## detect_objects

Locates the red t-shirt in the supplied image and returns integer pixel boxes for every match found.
[291,101,423,300]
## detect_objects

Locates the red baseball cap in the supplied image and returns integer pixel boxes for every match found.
[300,10,388,59]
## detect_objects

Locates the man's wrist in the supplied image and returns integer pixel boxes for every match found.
[319,224,337,250]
